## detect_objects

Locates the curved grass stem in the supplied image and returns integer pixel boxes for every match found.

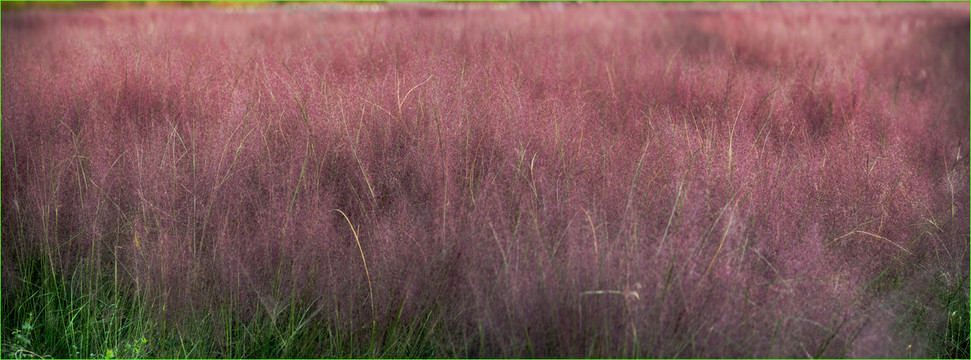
[333,209,376,335]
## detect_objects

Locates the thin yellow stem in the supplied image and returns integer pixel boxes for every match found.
[702,209,734,282]
[334,209,376,331]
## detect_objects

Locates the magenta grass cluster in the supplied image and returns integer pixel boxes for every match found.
[3,2,968,357]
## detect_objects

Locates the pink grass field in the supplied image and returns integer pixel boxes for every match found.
[2,2,969,357]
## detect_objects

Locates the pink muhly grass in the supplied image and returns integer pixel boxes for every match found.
[2,2,967,358]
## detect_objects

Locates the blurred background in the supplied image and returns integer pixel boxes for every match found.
[1,1,526,11]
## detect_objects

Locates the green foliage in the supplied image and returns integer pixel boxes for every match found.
[0,256,154,359]
[1,255,454,358]
[92,337,147,360]
[2,313,48,359]
[933,279,970,359]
